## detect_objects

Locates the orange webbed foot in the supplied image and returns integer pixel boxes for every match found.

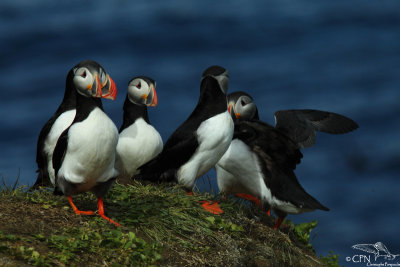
[200,200,224,215]
[97,198,121,227]
[67,196,95,215]
[99,213,121,227]
[186,191,224,215]
[273,217,285,229]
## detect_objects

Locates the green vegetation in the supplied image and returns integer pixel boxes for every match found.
[0,181,329,266]
[320,251,342,267]
[285,220,318,249]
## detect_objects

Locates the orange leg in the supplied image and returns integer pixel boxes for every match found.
[273,217,284,229]
[187,191,224,215]
[236,193,261,207]
[235,193,270,216]
[67,196,95,215]
[97,198,121,227]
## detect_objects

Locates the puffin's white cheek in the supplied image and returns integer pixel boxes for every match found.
[127,86,142,102]
[73,74,94,93]
[73,77,85,89]
[235,102,242,115]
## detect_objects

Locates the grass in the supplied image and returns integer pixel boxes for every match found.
[319,251,342,267]
[0,180,330,266]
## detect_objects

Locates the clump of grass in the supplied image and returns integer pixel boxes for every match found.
[46,222,161,266]
[1,224,161,266]
[285,220,318,249]
[106,182,245,249]
[1,171,21,192]
[320,250,342,267]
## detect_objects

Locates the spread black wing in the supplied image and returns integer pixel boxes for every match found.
[274,109,359,148]
[234,120,329,211]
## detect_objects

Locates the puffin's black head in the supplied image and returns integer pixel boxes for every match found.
[227,91,259,122]
[127,76,158,106]
[201,65,229,94]
[71,60,117,100]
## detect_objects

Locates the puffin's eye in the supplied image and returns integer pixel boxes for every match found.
[81,71,87,78]
[241,100,246,106]
[137,81,141,89]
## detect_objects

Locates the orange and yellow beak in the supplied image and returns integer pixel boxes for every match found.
[148,85,158,107]
[97,75,117,100]
[228,103,240,118]
[142,85,158,107]
[228,104,232,114]
[94,75,102,98]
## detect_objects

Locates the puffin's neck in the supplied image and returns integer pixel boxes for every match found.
[195,76,227,114]
[56,70,77,113]
[119,96,149,132]
[74,93,104,123]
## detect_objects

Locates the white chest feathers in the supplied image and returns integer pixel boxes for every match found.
[115,118,163,179]
[216,139,304,214]
[177,110,234,189]
[44,109,76,185]
[216,139,267,196]
[57,108,119,190]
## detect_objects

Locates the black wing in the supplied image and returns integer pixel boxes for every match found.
[234,120,302,170]
[136,132,198,182]
[52,128,69,181]
[136,75,226,182]
[32,114,60,188]
[135,106,204,182]
[274,109,359,148]
[235,120,329,211]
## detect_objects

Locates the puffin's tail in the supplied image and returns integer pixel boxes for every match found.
[30,169,52,190]
[133,159,176,183]
[276,170,330,212]
[301,190,330,212]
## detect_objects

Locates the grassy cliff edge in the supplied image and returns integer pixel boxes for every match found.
[0,181,336,266]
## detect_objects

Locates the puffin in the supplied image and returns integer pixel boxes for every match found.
[52,60,120,226]
[216,91,359,228]
[115,76,163,183]
[33,64,78,188]
[135,66,234,213]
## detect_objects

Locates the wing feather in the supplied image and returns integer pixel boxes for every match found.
[233,120,328,211]
[274,109,359,148]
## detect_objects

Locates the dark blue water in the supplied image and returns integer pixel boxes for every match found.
[1,1,399,265]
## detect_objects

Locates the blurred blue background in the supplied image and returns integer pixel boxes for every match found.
[0,0,399,264]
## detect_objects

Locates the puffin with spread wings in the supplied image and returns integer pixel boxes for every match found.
[216,91,358,228]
